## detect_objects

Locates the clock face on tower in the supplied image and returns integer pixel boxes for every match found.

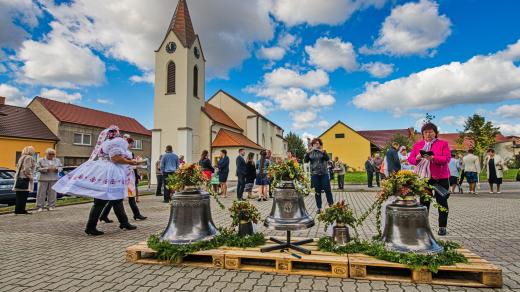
[166,42,177,54]
[194,47,200,59]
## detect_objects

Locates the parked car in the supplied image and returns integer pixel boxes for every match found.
[0,168,16,205]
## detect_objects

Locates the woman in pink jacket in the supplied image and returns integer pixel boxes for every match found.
[408,122,451,236]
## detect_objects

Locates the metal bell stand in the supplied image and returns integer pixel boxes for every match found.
[260,230,313,254]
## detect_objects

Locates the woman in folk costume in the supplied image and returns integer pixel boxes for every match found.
[52,125,137,236]
[408,122,451,236]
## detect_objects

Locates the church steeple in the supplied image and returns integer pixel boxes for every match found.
[168,0,196,48]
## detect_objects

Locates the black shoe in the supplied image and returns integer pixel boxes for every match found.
[262,198,267,201]
[120,223,137,230]
[99,217,113,223]
[85,228,104,236]
[438,227,447,236]
[134,215,147,220]
[317,209,322,214]
[257,198,262,201]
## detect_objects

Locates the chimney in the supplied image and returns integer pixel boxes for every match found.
[0,96,5,105]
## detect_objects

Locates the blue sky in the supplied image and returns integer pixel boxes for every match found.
[1,0,520,138]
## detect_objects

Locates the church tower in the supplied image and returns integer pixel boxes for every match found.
[152,0,205,169]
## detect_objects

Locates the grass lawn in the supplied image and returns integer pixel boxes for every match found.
[480,169,518,181]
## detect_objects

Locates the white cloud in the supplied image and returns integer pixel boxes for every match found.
[290,110,330,130]
[496,39,520,61]
[269,0,386,26]
[130,72,154,84]
[301,132,316,142]
[0,0,42,50]
[305,37,358,72]
[40,88,82,103]
[309,93,336,107]
[96,98,112,105]
[17,32,106,88]
[353,38,520,115]
[440,115,466,127]
[497,123,520,136]
[494,104,520,119]
[246,100,274,115]
[278,32,300,49]
[0,84,31,106]
[44,0,274,79]
[257,46,286,61]
[363,0,451,56]
[263,68,329,89]
[361,62,394,78]
[0,64,6,73]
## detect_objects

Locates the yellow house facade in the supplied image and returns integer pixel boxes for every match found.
[0,137,56,170]
[319,121,371,171]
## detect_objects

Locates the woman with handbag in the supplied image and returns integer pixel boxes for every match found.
[484,149,505,194]
[13,146,36,215]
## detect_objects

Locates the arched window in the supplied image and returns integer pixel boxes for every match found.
[167,61,176,94]
[193,65,199,98]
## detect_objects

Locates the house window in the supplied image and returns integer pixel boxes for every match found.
[193,65,198,98]
[132,139,143,150]
[74,133,92,146]
[167,61,176,93]
[335,133,345,139]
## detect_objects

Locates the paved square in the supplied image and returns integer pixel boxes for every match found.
[1,188,519,291]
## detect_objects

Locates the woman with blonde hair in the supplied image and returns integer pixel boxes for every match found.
[13,146,36,215]
[484,148,505,194]
[36,148,62,211]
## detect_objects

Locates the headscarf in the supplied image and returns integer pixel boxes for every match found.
[89,125,120,161]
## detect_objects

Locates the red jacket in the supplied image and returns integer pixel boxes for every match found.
[408,139,451,179]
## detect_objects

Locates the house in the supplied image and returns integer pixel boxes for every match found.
[28,97,151,166]
[0,96,59,169]
[151,0,287,182]
[318,121,414,171]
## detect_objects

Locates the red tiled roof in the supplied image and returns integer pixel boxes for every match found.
[415,133,512,151]
[212,129,263,150]
[357,128,413,149]
[0,104,59,141]
[34,97,151,136]
[202,103,242,131]
[169,0,196,48]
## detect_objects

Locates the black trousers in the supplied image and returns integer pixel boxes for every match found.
[101,197,141,219]
[236,174,246,200]
[163,172,174,202]
[337,174,345,189]
[86,199,129,230]
[375,171,381,187]
[15,191,29,214]
[420,178,450,228]
[367,171,374,187]
[156,175,163,196]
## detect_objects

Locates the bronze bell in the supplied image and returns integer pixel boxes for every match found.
[264,181,315,231]
[381,197,443,254]
[160,188,218,244]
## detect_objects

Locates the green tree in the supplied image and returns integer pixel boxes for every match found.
[457,114,500,156]
[424,112,436,123]
[285,132,306,161]
[384,134,414,152]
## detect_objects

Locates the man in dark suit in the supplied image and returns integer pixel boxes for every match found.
[386,142,402,175]
[365,157,375,187]
[236,149,247,201]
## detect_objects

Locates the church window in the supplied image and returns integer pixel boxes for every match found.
[167,61,176,93]
[193,65,199,98]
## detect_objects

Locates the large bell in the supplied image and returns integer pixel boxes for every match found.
[160,188,218,244]
[264,181,315,230]
[381,198,443,254]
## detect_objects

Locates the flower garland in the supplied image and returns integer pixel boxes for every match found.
[268,159,311,196]
[316,200,359,238]
[229,200,261,227]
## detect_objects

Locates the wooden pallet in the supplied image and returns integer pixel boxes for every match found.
[222,237,349,278]
[349,249,502,288]
[125,242,225,269]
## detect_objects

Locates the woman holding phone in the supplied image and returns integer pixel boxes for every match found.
[408,122,451,236]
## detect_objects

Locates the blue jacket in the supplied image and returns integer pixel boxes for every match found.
[160,152,179,174]
[236,155,247,176]
[218,156,229,174]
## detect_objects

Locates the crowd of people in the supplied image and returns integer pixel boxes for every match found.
[12,122,509,238]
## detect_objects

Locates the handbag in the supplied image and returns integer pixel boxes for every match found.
[14,156,30,189]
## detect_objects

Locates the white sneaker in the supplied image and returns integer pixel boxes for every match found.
[37,208,43,212]
[490,191,494,194]
[497,192,501,194]
[49,207,55,211]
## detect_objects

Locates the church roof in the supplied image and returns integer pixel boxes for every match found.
[169,0,196,48]
[212,129,263,150]
[202,103,242,131]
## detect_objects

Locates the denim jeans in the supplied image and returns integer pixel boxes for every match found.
[311,174,334,210]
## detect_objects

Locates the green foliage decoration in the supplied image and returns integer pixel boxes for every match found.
[229,200,261,227]
[147,228,266,263]
[268,159,311,196]
[317,237,467,273]
[316,200,358,237]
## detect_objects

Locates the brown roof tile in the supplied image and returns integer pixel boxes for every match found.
[34,97,151,136]
[202,103,242,131]
[169,0,196,48]
[0,104,58,141]
[357,128,413,149]
[212,129,263,150]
